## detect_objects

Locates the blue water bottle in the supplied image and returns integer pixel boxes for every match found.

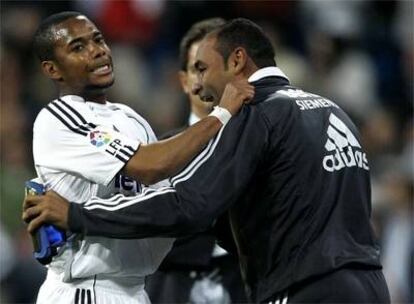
[25,180,66,265]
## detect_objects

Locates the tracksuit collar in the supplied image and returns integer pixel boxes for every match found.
[248,66,289,83]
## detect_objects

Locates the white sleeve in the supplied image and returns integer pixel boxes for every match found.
[33,109,140,186]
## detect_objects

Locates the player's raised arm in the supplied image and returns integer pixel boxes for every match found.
[123,78,253,185]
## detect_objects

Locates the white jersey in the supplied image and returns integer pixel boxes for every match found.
[32,94,174,282]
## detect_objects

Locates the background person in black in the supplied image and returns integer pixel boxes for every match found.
[145,18,247,304]
[24,18,391,303]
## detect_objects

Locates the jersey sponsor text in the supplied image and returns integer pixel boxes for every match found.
[276,89,339,110]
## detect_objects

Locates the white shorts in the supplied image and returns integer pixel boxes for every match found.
[36,270,151,304]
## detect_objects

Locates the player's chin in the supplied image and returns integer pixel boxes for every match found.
[89,76,115,89]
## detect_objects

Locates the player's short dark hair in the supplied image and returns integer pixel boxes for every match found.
[33,11,83,61]
[213,18,276,68]
[179,18,226,71]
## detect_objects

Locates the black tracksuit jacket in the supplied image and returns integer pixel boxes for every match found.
[69,75,382,302]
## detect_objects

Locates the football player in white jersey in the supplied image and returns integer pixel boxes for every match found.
[29,11,253,304]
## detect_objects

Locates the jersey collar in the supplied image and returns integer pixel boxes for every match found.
[59,95,110,106]
[59,95,86,103]
[188,112,201,126]
[248,66,289,83]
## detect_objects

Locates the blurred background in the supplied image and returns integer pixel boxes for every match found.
[0,0,412,303]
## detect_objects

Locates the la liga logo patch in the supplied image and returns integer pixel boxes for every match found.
[89,130,112,147]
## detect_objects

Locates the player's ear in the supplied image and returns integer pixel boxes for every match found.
[178,70,190,94]
[41,60,63,81]
[227,47,247,75]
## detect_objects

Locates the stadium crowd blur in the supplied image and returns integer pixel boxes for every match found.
[0,1,412,303]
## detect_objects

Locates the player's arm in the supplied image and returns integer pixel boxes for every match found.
[124,79,253,185]
[23,107,269,238]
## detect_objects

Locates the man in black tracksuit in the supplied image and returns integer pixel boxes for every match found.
[24,18,390,303]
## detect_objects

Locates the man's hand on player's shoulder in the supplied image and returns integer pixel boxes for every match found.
[22,190,70,233]
[218,78,254,115]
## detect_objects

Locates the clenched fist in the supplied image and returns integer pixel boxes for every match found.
[218,78,254,115]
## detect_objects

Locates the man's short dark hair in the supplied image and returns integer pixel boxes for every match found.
[213,18,276,69]
[33,11,83,61]
[179,18,226,71]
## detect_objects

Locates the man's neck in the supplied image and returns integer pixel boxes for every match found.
[82,92,106,104]
[191,105,211,120]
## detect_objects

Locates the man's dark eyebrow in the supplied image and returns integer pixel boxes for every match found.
[68,31,101,46]
[68,37,84,46]
[93,31,103,38]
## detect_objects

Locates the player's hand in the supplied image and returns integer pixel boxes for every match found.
[218,78,254,115]
[22,190,69,233]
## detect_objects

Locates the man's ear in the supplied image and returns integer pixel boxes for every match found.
[41,61,63,81]
[228,47,247,75]
[178,70,190,94]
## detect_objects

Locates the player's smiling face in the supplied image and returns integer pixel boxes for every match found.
[192,35,232,103]
[51,16,114,95]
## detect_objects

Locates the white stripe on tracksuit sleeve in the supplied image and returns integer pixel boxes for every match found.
[68,107,268,239]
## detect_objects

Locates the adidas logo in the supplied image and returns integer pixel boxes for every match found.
[322,113,369,172]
